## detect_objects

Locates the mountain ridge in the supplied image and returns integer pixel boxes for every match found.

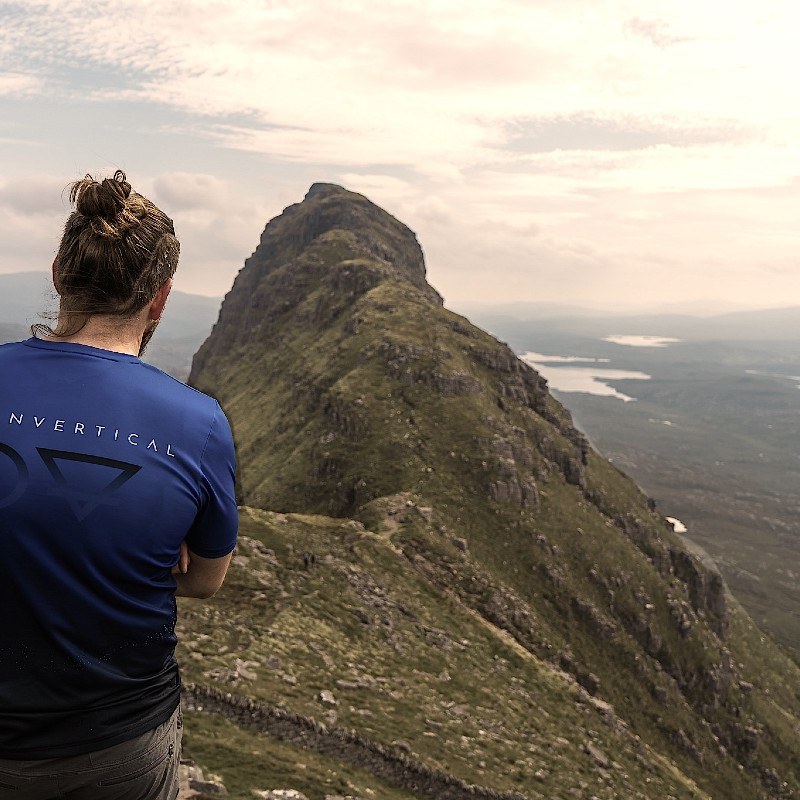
[185,184,800,799]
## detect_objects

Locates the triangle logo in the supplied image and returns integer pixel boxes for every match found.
[36,448,142,522]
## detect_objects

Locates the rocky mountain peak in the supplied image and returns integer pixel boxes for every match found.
[257,182,439,301]
[189,183,443,378]
[303,181,347,200]
[187,186,800,800]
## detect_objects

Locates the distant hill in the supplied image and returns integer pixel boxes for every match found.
[461,303,800,345]
[0,271,54,328]
[0,322,27,343]
[0,271,221,379]
[185,183,800,799]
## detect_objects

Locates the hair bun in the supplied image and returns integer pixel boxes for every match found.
[71,170,132,221]
[68,170,145,239]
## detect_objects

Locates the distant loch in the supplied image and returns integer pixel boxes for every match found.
[603,335,682,347]
[521,335,681,401]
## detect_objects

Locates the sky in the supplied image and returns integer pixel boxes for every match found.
[1,0,800,314]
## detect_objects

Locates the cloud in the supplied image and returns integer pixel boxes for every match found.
[624,17,691,48]
[3,0,798,172]
[336,174,413,199]
[0,2,712,168]
[3,1,800,310]
[502,114,749,153]
[413,195,453,226]
[0,176,71,216]
[148,171,276,296]
[0,72,43,96]
[0,210,60,275]
[152,172,231,212]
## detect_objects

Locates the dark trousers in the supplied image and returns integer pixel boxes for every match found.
[0,705,182,800]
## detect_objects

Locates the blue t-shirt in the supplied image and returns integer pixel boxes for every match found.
[0,338,238,758]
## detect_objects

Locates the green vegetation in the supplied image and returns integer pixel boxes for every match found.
[185,184,800,798]
[183,710,423,800]
[179,510,713,800]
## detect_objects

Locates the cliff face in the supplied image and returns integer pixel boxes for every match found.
[188,185,800,799]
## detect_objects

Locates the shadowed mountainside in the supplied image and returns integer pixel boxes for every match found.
[186,184,800,799]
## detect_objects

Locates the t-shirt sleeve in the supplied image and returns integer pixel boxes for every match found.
[185,402,238,558]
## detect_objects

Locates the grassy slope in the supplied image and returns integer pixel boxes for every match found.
[183,711,423,800]
[187,186,800,798]
[178,509,710,800]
